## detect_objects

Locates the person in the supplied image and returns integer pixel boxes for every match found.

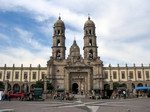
[7,91,11,101]
[123,90,126,99]
[0,90,2,101]
[1,90,4,100]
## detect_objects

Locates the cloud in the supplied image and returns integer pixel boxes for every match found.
[0,0,150,67]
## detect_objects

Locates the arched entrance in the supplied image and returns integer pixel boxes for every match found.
[72,83,78,94]
[13,84,20,93]
[104,84,110,90]
[137,83,143,87]
[21,84,29,93]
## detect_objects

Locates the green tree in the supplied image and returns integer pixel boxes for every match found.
[113,82,120,89]
[34,80,54,92]
[0,81,4,90]
[47,82,54,92]
[34,80,44,89]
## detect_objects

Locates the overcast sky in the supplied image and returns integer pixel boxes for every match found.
[0,0,150,67]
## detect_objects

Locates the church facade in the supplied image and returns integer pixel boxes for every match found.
[0,17,150,94]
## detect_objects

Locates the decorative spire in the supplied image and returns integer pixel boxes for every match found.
[74,33,76,41]
[88,13,90,20]
[58,13,61,20]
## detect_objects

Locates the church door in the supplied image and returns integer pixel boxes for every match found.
[72,83,78,94]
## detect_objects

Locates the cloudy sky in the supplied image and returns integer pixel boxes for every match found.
[0,0,150,67]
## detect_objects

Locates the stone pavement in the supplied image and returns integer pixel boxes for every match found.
[0,98,150,112]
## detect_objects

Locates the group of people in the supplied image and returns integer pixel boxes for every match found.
[0,90,11,101]
[53,92,75,100]
[111,89,128,99]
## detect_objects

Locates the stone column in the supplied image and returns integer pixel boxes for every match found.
[127,76,132,92]
[87,71,91,92]
[24,78,28,94]
[4,80,9,93]
[4,72,9,93]
[110,75,113,90]
[65,72,69,92]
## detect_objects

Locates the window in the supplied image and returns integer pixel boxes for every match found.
[89,50,93,59]
[104,71,108,79]
[129,71,133,79]
[86,30,88,35]
[146,71,149,80]
[0,71,2,79]
[15,71,19,79]
[32,72,36,80]
[6,71,11,79]
[56,50,61,59]
[24,72,28,79]
[113,71,117,79]
[138,71,141,78]
[121,71,125,79]
[41,72,45,79]
[89,39,92,46]
[57,39,60,46]
[57,30,60,35]
[89,30,91,34]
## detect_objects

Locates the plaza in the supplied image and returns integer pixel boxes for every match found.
[0,97,150,112]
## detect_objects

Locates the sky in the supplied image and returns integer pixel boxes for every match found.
[0,0,150,67]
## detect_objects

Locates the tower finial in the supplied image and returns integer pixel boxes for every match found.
[58,13,61,20]
[74,33,76,41]
[88,13,90,20]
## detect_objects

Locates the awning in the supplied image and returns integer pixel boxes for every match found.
[135,86,150,90]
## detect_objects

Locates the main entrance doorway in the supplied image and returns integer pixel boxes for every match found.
[72,83,78,94]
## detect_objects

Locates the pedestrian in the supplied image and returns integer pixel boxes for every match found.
[123,90,126,99]
[7,91,11,101]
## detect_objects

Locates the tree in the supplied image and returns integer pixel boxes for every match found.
[34,80,44,89]
[0,81,4,90]
[47,82,54,92]
[113,82,120,89]
[34,80,54,93]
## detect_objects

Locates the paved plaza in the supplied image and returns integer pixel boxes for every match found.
[0,98,150,112]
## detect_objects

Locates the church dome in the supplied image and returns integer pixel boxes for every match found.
[70,40,80,51]
[70,40,80,57]
[84,16,95,27]
[54,16,65,27]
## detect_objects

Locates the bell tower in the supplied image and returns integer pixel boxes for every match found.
[83,16,98,60]
[52,16,66,60]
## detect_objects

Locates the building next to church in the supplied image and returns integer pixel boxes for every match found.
[0,16,150,94]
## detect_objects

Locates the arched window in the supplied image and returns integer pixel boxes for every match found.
[57,30,60,35]
[89,30,91,35]
[89,39,92,46]
[89,50,93,59]
[56,50,61,59]
[57,39,60,46]
[86,30,88,35]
